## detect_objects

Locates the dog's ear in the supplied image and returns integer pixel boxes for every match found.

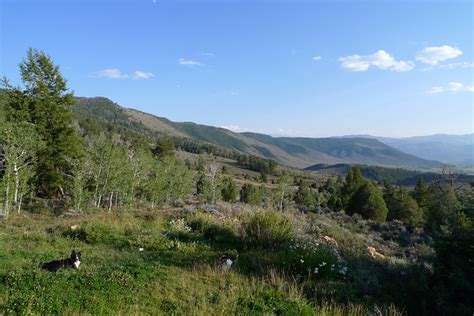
[71,250,76,256]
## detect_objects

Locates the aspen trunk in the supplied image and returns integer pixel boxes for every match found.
[108,191,113,211]
[13,163,19,207]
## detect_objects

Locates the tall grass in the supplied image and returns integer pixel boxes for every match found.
[0,210,405,315]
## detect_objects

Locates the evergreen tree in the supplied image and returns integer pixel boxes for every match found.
[196,172,213,202]
[153,137,175,159]
[413,177,429,215]
[386,187,423,226]
[2,48,82,197]
[426,184,461,233]
[240,183,265,206]
[294,180,316,210]
[347,181,388,222]
[342,165,366,206]
[221,177,238,202]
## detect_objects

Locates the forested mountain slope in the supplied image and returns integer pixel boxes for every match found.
[73,97,445,170]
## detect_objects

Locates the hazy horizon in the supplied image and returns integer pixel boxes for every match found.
[2,0,473,138]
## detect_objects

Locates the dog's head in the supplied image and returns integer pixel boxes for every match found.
[70,250,81,262]
[220,255,229,264]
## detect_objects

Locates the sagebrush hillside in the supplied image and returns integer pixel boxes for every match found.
[73,97,445,170]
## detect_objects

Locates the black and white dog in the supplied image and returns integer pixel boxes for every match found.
[220,255,234,272]
[41,250,81,272]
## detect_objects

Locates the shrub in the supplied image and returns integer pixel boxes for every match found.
[277,238,346,281]
[241,211,294,249]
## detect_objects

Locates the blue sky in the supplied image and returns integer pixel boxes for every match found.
[1,0,473,137]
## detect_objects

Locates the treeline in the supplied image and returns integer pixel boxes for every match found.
[316,166,470,231]
[0,49,192,216]
[308,163,474,186]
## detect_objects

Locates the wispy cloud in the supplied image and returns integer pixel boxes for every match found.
[416,45,462,65]
[178,58,203,66]
[92,68,154,80]
[92,68,129,79]
[132,71,155,80]
[339,50,414,72]
[440,61,474,69]
[426,82,474,94]
[312,56,322,61]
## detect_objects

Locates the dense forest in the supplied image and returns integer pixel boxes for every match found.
[0,50,472,315]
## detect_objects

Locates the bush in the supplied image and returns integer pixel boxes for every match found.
[241,211,294,249]
[277,238,346,281]
[347,182,388,223]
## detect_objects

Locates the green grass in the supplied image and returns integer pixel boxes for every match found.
[0,210,404,315]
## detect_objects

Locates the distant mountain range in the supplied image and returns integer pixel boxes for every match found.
[73,97,447,171]
[341,134,473,165]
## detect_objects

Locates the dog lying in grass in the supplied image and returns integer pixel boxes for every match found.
[220,255,234,272]
[41,250,81,272]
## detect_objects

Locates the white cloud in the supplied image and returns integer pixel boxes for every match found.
[92,68,128,79]
[427,82,474,94]
[339,50,414,72]
[416,45,462,65]
[312,56,322,61]
[91,69,155,80]
[178,58,203,66]
[132,71,155,80]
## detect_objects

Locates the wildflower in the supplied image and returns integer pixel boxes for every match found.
[139,248,144,252]
[300,258,304,263]
[314,268,319,274]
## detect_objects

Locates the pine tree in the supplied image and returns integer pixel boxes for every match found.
[153,137,175,159]
[294,180,316,210]
[347,181,388,222]
[426,184,461,233]
[386,187,423,226]
[221,177,238,202]
[342,165,366,206]
[2,48,82,197]
[413,177,429,213]
[240,183,265,206]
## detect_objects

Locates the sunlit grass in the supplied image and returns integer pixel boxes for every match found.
[0,210,405,315]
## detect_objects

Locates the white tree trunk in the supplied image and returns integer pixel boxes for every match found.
[13,163,19,207]
[108,191,114,212]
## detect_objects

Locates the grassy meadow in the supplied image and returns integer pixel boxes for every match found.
[0,205,408,315]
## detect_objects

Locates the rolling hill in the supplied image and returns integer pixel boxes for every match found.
[72,97,445,170]
[341,134,474,166]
